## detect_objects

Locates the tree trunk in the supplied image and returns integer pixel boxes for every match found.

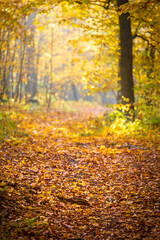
[25,12,37,100]
[146,44,155,106]
[117,0,134,114]
[71,83,79,101]
[15,43,26,102]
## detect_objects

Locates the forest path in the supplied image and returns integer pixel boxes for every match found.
[0,108,159,239]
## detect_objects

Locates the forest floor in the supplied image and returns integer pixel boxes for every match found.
[0,106,159,240]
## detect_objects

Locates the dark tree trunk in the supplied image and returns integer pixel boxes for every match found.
[117,0,134,114]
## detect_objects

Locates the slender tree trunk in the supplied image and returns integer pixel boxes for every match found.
[0,29,5,100]
[10,40,17,99]
[25,12,37,100]
[145,44,155,106]
[48,26,54,109]
[147,44,155,79]
[71,83,79,101]
[1,29,10,100]
[117,0,134,114]
[15,43,26,102]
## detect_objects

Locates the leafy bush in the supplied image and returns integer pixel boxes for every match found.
[101,102,160,142]
[0,112,17,140]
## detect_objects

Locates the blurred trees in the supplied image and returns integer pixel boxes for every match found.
[0,0,159,123]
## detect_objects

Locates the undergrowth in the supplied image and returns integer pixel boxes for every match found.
[0,111,17,140]
[0,101,159,147]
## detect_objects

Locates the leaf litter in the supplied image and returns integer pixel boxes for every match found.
[0,109,159,240]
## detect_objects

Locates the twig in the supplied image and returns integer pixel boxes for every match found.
[119,144,150,150]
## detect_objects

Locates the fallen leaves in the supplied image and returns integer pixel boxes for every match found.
[57,195,91,206]
[0,108,159,239]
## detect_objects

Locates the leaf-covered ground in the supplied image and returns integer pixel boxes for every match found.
[0,108,159,240]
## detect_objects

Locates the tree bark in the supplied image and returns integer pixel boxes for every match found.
[25,12,37,100]
[117,0,134,113]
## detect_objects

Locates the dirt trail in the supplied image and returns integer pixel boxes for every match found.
[0,110,159,240]
[77,105,109,116]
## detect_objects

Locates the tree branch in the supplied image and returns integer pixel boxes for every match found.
[132,22,141,39]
